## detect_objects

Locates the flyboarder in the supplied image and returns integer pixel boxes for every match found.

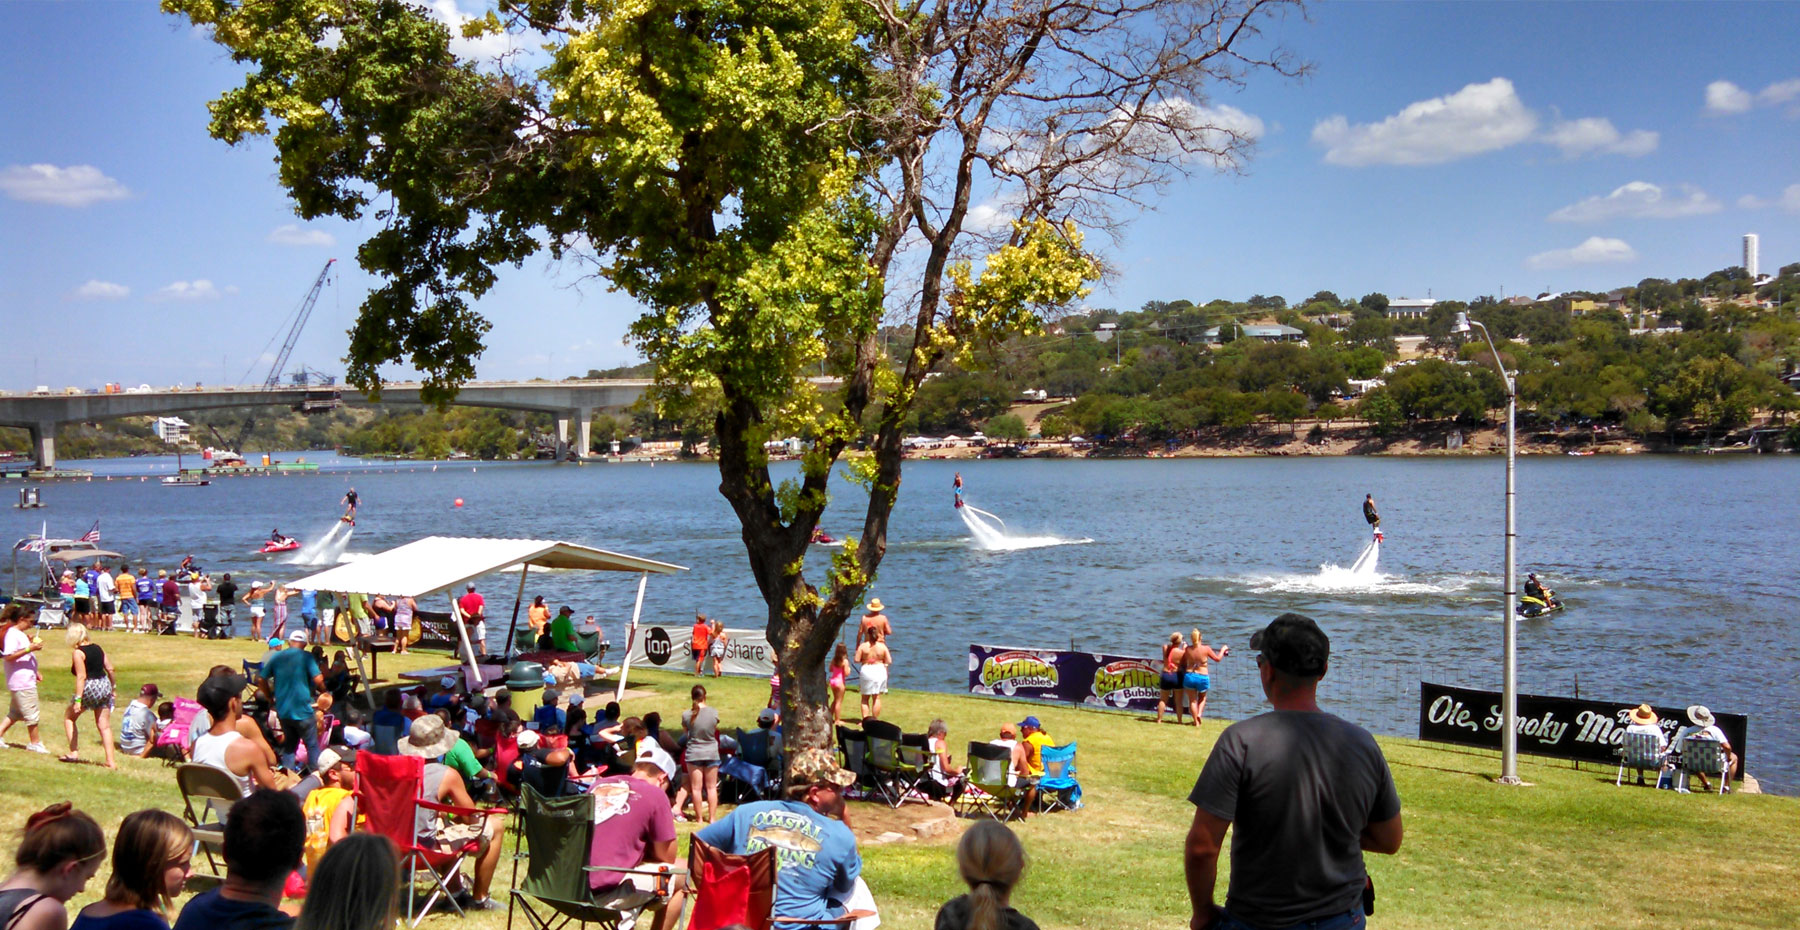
[1363,493,1382,541]
[341,487,359,524]
[953,472,964,509]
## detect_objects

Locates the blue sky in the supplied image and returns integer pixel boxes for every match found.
[2,1,1797,391]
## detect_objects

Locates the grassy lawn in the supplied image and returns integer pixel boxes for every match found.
[4,631,1797,929]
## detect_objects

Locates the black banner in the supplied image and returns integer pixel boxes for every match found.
[1417,682,1747,778]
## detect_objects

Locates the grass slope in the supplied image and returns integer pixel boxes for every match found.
[3,633,1795,929]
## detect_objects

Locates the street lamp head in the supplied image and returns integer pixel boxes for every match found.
[1452,312,1472,335]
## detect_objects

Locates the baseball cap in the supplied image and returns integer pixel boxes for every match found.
[439,676,458,690]
[1249,613,1330,678]
[196,671,248,708]
[789,747,856,788]
[317,746,358,770]
[756,707,777,726]
[139,683,162,698]
[517,730,541,750]
[288,629,309,643]
[542,688,560,705]
[1018,715,1042,730]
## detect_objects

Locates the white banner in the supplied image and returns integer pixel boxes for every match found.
[625,624,775,678]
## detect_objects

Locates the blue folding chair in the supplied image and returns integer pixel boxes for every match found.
[1037,742,1081,812]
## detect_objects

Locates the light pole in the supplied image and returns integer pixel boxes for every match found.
[1453,310,1521,785]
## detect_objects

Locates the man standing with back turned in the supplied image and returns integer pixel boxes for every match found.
[1185,613,1402,930]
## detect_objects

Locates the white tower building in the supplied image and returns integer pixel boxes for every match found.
[1743,233,1759,279]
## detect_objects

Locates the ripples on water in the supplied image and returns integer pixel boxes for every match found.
[5,452,1796,793]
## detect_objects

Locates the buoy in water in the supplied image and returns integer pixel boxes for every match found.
[454,498,464,508]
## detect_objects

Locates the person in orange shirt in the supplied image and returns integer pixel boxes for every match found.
[690,614,711,676]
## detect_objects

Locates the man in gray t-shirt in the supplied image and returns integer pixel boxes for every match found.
[1185,613,1402,930]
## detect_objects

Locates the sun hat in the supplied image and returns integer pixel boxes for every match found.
[867,599,885,612]
[517,729,541,750]
[789,747,856,788]
[1687,705,1716,728]
[399,714,459,758]
[288,629,309,643]
[1250,613,1330,678]
[1628,704,1658,726]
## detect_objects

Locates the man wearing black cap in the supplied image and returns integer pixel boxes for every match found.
[1185,613,1402,930]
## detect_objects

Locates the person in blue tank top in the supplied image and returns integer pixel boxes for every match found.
[70,810,194,930]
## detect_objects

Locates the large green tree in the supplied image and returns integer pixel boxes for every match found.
[166,0,1301,764]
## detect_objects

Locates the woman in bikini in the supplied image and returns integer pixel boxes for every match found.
[1184,629,1230,729]
[1155,631,1185,725]
[828,643,850,723]
[708,620,729,677]
[854,626,891,720]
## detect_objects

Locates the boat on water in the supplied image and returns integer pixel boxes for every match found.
[6,532,125,627]
[162,475,210,487]
[260,535,301,554]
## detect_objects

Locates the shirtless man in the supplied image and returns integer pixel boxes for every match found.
[1183,629,1229,730]
[1155,632,1186,725]
[859,599,892,643]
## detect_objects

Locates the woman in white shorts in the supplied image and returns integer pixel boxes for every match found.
[393,594,416,654]
[854,625,891,720]
[707,620,728,677]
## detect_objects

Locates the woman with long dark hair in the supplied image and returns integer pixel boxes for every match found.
[295,835,398,930]
[934,821,1037,930]
[70,810,193,930]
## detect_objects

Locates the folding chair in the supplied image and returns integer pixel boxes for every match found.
[355,752,509,927]
[686,838,775,930]
[506,785,679,930]
[175,763,242,877]
[1036,742,1081,812]
[154,697,203,765]
[514,629,538,655]
[834,725,869,791]
[957,742,1027,821]
[1676,738,1730,795]
[1615,731,1668,787]
[861,719,925,809]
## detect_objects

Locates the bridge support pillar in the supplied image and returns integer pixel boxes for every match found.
[574,407,593,461]
[554,414,572,462]
[27,423,56,470]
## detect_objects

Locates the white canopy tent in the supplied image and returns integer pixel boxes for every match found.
[284,536,686,691]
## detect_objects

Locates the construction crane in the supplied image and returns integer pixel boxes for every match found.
[225,259,336,453]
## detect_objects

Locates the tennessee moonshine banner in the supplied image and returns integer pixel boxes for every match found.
[1418,681,1747,777]
[967,644,1166,712]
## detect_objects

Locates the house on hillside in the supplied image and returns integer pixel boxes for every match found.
[1202,323,1306,345]
[1604,289,1630,311]
[153,417,190,445]
[1567,299,1599,314]
[1384,298,1436,319]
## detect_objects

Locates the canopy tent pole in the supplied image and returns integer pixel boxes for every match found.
[504,563,531,661]
[448,593,483,690]
[613,572,649,702]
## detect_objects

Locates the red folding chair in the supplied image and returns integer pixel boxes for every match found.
[355,752,506,927]
[492,731,521,797]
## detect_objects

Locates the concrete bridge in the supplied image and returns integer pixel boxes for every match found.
[0,379,655,468]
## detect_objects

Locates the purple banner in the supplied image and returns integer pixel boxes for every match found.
[968,644,1166,713]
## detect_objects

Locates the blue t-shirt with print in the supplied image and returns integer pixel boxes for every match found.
[261,648,319,721]
[301,590,317,614]
[693,800,859,923]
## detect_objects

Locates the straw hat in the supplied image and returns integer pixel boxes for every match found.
[1686,705,1715,728]
[867,599,885,612]
[1628,704,1657,726]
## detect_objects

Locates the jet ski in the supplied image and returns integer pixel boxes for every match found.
[1517,592,1564,618]
[809,529,840,546]
[260,536,301,554]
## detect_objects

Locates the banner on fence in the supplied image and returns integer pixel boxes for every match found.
[967,644,1166,712]
[1417,681,1747,777]
[626,624,776,677]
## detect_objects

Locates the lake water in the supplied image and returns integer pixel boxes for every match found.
[5,452,1796,793]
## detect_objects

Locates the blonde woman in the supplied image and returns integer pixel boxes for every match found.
[61,624,116,768]
[854,626,891,720]
[70,810,193,930]
[934,820,1038,930]
[1184,629,1229,730]
[707,621,729,678]
[1156,631,1185,725]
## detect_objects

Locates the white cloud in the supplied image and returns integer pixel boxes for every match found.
[153,280,232,301]
[1761,79,1800,105]
[1543,117,1657,158]
[1705,80,1753,114]
[1526,237,1637,270]
[425,0,516,61]
[1786,184,1800,212]
[70,280,129,300]
[1547,181,1722,223]
[1312,78,1538,166]
[1738,194,1767,209]
[268,224,336,247]
[0,164,130,206]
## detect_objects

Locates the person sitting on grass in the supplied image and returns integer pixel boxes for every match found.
[117,685,163,760]
[70,810,194,930]
[0,803,107,930]
[171,791,301,930]
[934,821,1038,930]
[294,835,397,930]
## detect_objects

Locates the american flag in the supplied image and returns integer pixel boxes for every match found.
[12,537,45,553]
[78,521,100,544]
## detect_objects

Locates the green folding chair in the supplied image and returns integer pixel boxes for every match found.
[507,785,683,930]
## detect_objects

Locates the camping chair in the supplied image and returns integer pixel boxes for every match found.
[506,785,681,930]
[1035,742,1082,812]
[1615,731,1668,787]
[574,631,607,663]
[834,725,869,791]
[1675,738,1730,795]
[957,742,1027,821]
[175,763,242,877]
[686,838,775,930]
[514,628,538,655]
[862,719,925,809]
[719,730,771,804]
[153,697,203,764]
[355,752,509,927]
